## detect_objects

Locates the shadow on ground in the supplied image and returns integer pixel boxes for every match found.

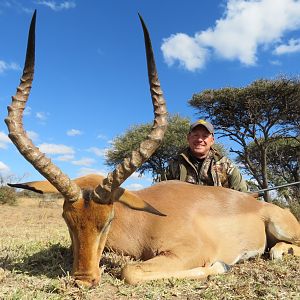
[0,244,126,280]
[0,243,73,278]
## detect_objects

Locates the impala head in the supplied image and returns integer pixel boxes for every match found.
[5,11,167,287]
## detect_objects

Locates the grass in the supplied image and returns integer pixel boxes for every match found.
[0,197,299,300]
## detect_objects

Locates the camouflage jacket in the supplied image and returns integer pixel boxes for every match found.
[161,148,248,192]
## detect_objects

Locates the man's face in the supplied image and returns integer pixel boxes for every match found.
[187,126,214,159]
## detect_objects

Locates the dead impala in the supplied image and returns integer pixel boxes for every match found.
[6,11,300,287]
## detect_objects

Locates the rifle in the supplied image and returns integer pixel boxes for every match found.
[250,181,300,198]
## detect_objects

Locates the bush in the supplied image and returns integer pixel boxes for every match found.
[18,189,42,198]
[289,200,300,221]
[0,185,17,205]
[272,198,300,221]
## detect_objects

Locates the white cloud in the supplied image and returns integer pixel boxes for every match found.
[273,38,300,55]
[0,1,33,14]
[36,1,76,11]
[97,133,108,140]
[0,131,11,149]
[130,172,144,180]
[124,183,144,190]
[0,1,11,8]
[161,0,300,70]
[76,167,106,177]
[269,60,282,66]
[72,157,96,167]
[36,112,47,121]
[0,60,20,74]
[161,33,208,71]
[121,172,153,190]
[26,130,39,141]
[0,161,10,174]
[67,129,83,136]
[24,106,32,116]
[38,143,74,155]
[87,147,107,157]
[129,172,153,182]
[55,154,74,161]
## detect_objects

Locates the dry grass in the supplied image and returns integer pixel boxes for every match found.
[0,197,299,300]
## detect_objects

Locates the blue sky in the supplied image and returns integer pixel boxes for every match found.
[1,0,300,190]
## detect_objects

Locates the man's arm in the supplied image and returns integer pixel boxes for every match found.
[228,166,248,192]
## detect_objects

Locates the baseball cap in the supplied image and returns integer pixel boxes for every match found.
[189,119,214,134]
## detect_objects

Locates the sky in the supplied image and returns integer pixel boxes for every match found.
[0,0,300,190]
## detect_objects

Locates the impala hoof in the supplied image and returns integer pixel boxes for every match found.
[269,242,294,260]
[270,248,283,260]
[75,278,100,289]
[121,264,142,285]
[73,271,101,289]
[213,261,231,274]
[221,262,231,273]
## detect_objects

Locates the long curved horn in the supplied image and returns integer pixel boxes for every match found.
[5,11,82,202]
[93,14,168,203]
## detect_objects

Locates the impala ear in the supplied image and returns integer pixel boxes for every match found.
[112,188,166,217]
[7,174,105,195]
[8,181,58,194]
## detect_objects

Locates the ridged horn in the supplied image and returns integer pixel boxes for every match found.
[92,14,168,203]
[5,11,82,202]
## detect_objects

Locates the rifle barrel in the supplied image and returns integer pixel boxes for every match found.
[254,181,300,196]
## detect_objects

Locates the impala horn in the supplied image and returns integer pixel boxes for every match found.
[5,12,167,204]
[92,14,168,203]
[5,11,82,202]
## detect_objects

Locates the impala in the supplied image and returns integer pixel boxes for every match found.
[6,12,300,288]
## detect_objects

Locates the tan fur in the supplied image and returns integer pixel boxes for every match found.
[14,174,300,286]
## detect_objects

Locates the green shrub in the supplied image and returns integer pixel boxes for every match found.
[18,189,42,198]
[0,185,17,205]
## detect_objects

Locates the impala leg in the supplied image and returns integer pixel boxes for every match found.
[264,204,300,259]
[121,256,230,285]
[270,241,300,259]
[265,205,300,246]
